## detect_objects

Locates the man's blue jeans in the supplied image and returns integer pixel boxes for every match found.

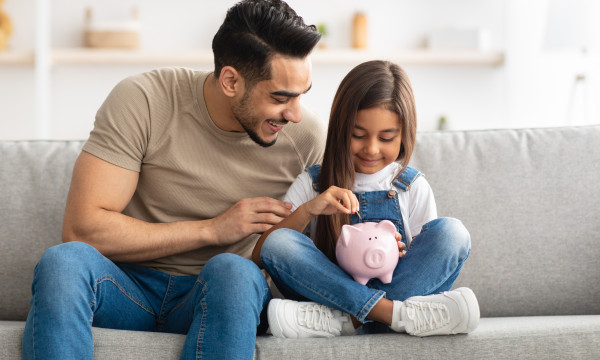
[22,242,271,360]
[260,217,471,333]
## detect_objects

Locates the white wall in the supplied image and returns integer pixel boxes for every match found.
[0,0,599,140]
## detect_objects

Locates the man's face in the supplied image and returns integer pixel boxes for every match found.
[231,55,312,147]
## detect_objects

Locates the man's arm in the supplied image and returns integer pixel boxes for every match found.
[62,151,292,263]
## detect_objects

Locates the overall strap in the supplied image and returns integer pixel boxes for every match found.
[392,166,423,192]
[306,164,322,192]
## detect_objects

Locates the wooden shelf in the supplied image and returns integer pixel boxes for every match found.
[0,51,35,65]
[51,48,214,66]
[312,48,504,66]
[41,48,504,67]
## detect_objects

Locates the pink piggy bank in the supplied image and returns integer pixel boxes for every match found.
[336,220,399,285]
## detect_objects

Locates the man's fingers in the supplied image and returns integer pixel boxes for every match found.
[244,197,293,217]
[252,213,286,226]
[251,223,277,235]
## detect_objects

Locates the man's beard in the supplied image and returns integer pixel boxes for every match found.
[237,116,277,148]
[232,92,278,148]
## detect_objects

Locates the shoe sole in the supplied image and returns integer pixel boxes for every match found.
[455,287,480,333]
[267,298,287,338]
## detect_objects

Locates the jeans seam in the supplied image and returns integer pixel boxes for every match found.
[196,278,208,360]
[157,275,176,322]
[31,292,37,359]
[93,275,155,316]
[166,277,202,317]
[357,290,386,322]
[363,198,395,204]
[275,263,344,307]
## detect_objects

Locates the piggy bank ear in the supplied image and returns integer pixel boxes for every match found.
[340,224,361,246]
[377,220,397,234]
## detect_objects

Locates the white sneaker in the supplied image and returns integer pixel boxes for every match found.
[390,287,480,337]
[267,299,356,338]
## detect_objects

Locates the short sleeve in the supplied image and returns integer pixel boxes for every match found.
[407,176,438,237]
[283,171,318,211]
[82,74,152,172]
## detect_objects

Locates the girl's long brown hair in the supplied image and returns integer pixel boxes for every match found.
[314,60,417,262]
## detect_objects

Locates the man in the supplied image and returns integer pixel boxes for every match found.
[22,1,324,359]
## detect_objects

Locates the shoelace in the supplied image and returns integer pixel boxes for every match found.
[403,300,450,333]
[297,304,335,332]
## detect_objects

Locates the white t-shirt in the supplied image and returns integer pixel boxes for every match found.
[283,162,437,246]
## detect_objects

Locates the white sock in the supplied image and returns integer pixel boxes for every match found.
[339,313,359,336]
[389,300,405,333]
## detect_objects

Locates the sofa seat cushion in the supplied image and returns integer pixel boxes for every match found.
[256,315,600,359]
[2,316,599,359]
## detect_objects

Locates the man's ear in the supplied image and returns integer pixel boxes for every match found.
[219,66,244,98]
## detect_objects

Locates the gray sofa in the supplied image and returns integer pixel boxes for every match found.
[1,125,599,359]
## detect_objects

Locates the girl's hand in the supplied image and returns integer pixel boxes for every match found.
[396,232,407,258]
[304,186,359,217]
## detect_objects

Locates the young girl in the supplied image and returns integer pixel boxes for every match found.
[252,60,479,338]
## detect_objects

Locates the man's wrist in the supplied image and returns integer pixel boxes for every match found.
[190,219,217,247]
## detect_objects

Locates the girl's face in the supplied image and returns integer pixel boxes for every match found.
[351,107,402,174]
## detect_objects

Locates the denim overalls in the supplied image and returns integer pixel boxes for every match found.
[260,164,470,328]
[306,164,423,246]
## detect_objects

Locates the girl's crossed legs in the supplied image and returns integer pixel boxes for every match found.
[260,217,479,337]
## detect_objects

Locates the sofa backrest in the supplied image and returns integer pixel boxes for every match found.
[1,140,83,320]
[1,126,599,321]
[410,125,600,317]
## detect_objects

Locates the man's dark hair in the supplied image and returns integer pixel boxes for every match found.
[212,0,321,86]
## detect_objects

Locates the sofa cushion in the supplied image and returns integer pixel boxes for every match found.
[1,126,599,321]
[411,126,600,317]
[256,316,600,359]
[0,141,83,320]
[2,316,599,359]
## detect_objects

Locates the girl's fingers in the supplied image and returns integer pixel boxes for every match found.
[397,240,406,251]
[342,190,359,213]
[352,193,359,213]
[338,192,353,213]
[323,186,359,214]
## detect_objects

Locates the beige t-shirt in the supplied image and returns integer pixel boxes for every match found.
[83,67,325,275]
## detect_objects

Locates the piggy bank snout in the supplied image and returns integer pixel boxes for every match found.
[364,247,387,269]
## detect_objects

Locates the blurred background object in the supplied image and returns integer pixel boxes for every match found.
[84,6,140,49]
[317,22,328,49]
[437,115,448,131]
[543,0,598,125]
[352,11,367,49]
[427,27,491,51]
[0,0,13,51]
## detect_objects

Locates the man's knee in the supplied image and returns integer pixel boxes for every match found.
[37,241,100,273]
[27,242,106,308]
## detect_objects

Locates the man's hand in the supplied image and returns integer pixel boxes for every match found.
[207,197,293,246]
